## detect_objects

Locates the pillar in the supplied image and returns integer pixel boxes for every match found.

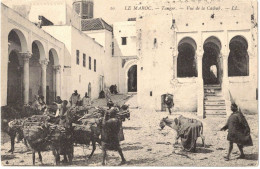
[53,65,61,97]
[222,54,228,81]
[196,53,204,117]
[197,54,203,79]
[20,52,32,104]
[221,52,232,116]
[40,59,49,102]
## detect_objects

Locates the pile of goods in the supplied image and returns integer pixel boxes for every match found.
[115,105,130,121]
[66,106,93,121]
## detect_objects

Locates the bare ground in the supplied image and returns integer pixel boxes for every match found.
[1,94,258,166]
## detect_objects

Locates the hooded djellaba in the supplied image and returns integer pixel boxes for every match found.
[221,103,253,146]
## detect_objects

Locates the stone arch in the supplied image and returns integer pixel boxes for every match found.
[178,37,197,52]
[7,29,26,105]
[202,36,222,84]
[49,48,59,66]
[32,40,46,60]
[30,41,45,102]
[124,59,138,93]
[8,29,28,52]
[228,35,249,76]
[177,37,197,77]
[203,36,222,52]
[127,65,137,92]
[46,50,56,104]
[7,50,23,105]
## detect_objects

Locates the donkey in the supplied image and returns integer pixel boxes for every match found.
[59,107,103,160]
[159,116,205,152]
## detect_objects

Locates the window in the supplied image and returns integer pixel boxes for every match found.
[94,59,96,72]
[89,56,91,70]
[83,53,86,67]
[177,43,197,77]
[228,36,249,77]
[76,50,79,65]
[121,37,127,45]
[177,38,197,78]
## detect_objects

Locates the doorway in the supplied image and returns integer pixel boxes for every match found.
[127,65,137,92]
[203,37,222,85]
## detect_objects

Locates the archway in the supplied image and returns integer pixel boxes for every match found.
[88,83,92,99]
[7,30,25,105]
[7,51,23,105]
[228,36,249,76]
[127,65,137,92]
[8,29,28,52]
[177,37,197,77]
[47,49,59,104]
[47,51,55,104]
[203,36,222,85]
[30,41,43,102]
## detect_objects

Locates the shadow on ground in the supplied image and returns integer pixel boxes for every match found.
[123,127,141,130]
[195,148,214,154]
[125,158,156,165]
[122,146,143,151]
[1,154,17,161]
[244,153,258,161]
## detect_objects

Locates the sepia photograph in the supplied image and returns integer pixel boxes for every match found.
[0,0,258,167]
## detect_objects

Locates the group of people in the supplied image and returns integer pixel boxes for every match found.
[163,93,253,161]
[55,90,126,165]
[69,90,92,107]
[29,90,254,163]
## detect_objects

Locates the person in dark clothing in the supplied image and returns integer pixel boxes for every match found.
[101,108,126,165]
[165,94,174,115]
[55,96,63,104]
[82,92,91,107]
[221,103,253,161]
[38,95,46,114]
[60,100,68,116]
[107,99,114,110]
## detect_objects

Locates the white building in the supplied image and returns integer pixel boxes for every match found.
[1,0,258,118]
[135,0,258,117]
[113,20,138,94]
[1,0,107,106]
[1,3,66,105]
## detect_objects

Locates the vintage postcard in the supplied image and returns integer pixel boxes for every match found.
[1,0,258,167]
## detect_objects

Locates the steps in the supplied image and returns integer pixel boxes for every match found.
[204,85,226,116]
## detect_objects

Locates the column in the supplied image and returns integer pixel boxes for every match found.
[222,53,229,96]
[222,54,228,81]
[197,54,203,79]
[20,52,32,104]
[196,53,204,117]
[40,59,49,102]
[53,65,61,97]
[172,55,177,79]
[221,52,232,116]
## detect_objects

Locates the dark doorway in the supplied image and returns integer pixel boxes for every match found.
[7,51,22,105]
[128,65,137,92]
[88,83,92,99]
[161,94,173,111]
[203,38,222,85]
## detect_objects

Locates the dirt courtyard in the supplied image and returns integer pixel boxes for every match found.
[1,95,258,166]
